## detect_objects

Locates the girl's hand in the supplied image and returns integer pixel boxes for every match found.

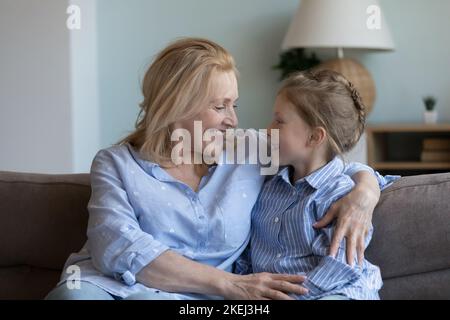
[314,178,380,266]
[222,273,308,300]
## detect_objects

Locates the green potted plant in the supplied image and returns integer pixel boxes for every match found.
[423,96,438,124]
[273,48,321,80]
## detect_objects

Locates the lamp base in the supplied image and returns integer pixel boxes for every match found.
[314,58,376,115]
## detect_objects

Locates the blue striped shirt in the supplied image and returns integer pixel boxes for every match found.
[237,157,399,300]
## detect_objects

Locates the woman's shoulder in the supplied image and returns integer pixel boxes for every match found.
[95,143,130,157]
[91,143,137,170]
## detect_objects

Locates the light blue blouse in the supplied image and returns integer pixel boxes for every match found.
[59,138,387,299]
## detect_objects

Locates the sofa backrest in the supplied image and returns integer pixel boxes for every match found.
[366,172,450,300]
[1,171,450,300]
[0,171,90,299]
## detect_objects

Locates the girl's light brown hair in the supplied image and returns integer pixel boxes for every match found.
[117,37,238,164]
[279,70,366,157]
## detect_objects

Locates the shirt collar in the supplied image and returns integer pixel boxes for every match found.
[277,157,345,190]
[126,143,162,177]
[126,143,217,181]
[277,166,292,185]
[304,157,344,189]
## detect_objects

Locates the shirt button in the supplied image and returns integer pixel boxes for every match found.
[120,225,130,232]
[276,253,282,258]
[199,215,205,220]
[274,217,280,223]
[121,271,136,286]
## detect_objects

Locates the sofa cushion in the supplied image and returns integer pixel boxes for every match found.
[0,266,61,300]
[381,268,450,300]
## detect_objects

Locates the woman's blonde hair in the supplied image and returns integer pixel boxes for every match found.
[117,37,238,164]
[279,70,366,157]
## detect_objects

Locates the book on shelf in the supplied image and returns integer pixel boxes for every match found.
[421,151,450,162]
[422,138,450,151]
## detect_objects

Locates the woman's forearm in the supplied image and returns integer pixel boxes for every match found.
[136,250,231,297]
[136,250,308,300]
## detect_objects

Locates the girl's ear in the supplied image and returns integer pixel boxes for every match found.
[308,127,327,147]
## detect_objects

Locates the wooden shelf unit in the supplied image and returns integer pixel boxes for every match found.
[367,124,450,174]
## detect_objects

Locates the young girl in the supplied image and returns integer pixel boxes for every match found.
[237,70,399,300]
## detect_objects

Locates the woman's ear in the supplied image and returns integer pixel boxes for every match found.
[308,127,327,147]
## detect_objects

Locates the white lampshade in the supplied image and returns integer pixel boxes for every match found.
[282,0,395,51]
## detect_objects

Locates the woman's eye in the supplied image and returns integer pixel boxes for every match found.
[233,105,239,109]
[214,104,238,111]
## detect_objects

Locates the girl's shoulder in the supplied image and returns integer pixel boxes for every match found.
[312,173,355,215]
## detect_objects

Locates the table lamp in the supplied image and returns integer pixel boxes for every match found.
[282,0,395,114]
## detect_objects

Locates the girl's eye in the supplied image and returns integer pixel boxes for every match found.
[275,119,283,124]
[233,105,239,109]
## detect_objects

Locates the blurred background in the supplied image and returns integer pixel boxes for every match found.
[1,0,449,174]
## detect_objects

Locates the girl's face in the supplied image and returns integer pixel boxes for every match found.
[267,93,313,166]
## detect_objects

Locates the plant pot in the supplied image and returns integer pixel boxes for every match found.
[424,110,438,124]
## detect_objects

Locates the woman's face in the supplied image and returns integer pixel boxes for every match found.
[267,93,312,166]
[174,70,239,155]
[199,70,239,131]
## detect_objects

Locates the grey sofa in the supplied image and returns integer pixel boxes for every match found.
[0,171,449,300]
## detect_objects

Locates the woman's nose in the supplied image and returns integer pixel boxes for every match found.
[224,107,238,128]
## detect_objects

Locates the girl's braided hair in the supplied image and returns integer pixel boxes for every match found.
[280,69,366,156]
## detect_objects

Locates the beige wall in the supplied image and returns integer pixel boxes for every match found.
[0,0,73,173]
[0,0,100,173]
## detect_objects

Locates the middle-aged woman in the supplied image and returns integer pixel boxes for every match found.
[46,38,383,300]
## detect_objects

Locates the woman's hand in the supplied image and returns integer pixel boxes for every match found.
[137,250,306,300]
[221,272,308,300]
[313,171,381,266]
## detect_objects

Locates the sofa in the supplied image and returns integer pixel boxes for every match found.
[0,170,449,300]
